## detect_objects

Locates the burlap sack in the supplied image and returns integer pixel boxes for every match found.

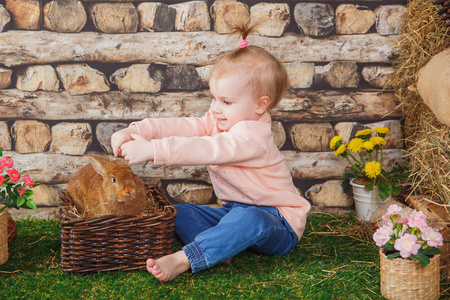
[416,48,450,127]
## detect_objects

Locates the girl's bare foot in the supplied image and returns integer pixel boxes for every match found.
[146,250,191,282]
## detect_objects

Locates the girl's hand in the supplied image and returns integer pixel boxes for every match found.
[120,133,154,165]
[111,126,138,157]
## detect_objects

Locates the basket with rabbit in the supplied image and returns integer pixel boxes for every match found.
[59,155,176,276]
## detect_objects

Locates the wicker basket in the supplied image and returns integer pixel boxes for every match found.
[380,249,440,300]
[0,207,8,265]
[7,213,17,244]
[59,184,176,276]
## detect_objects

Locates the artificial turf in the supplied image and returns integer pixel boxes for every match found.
[0,213,448,299]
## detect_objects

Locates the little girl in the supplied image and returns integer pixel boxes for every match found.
[111,23,311,282]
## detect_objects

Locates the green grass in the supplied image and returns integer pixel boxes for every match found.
[0,213,448,299]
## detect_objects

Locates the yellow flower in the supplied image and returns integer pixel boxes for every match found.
[355,129,373,137]
[375,127,390,135]
[370,136,386,146]
[334,144,346,157]
[330,136,342,150]
[347,138,364,153]
[363,141,375,151]
[364,161,381,179]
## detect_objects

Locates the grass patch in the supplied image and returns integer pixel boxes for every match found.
[1,213,448,299]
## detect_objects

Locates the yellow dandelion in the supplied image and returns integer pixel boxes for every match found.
[334,144,346,157]
[370,136,386,146]
[363,141,375,151]
[330,136,342,150]
[347,138,364,153]
[364,161,381,179]
[355,129,373,137]
[375,127,390,135]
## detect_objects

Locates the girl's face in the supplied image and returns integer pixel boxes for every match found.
[209,75,267,131]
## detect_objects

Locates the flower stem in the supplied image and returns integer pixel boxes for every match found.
[345,156,362,174]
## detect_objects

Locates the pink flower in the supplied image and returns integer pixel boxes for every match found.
[7,168,20,182]
[382,204,403,220]
[22,176,34,187]
[373,225,394,247]
[17,187,25,195]
[0,165,3,173]
[422,227,444,248]
[407,210,428,231]
[0,175,5,186]
[0,156,13,168]
[394,233,421,258]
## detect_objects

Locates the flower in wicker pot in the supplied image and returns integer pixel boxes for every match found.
[0,149,39,265]
[330,127,410,221]
[373,204,443,300]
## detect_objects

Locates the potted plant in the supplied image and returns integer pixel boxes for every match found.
[0,149,39,265]
[373,204,443,300]
[330,127,410,221]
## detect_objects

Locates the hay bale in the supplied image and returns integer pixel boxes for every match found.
[391,0,450,204]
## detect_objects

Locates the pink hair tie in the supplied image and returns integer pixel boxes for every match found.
[239,39,249,48]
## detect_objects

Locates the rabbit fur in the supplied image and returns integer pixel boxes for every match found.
[67,154,146,217]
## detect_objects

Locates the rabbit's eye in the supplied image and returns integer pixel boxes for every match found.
[111,177,116,183]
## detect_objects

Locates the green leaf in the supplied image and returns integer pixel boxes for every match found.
[387,252,401,259]
[25,199,37,210]
[0,149,2,156]
[365,182,374,191]
[381,244,395,251]
[24,190,34,198]
[16,196,25,207]
[410,253,430,267]
[391,183,401,196]
[377,182,392,200]
[421,247,442,256]
[0,206,5,213]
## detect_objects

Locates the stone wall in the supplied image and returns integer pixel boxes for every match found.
[0,0,407,214]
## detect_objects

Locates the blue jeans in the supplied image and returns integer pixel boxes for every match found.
[174,202,297,273]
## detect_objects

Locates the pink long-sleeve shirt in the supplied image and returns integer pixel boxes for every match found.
[132,112,311,241]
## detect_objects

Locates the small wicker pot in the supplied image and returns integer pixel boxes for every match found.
[0,206,8,265]
[59,184,176,276]
[380,249,440,300]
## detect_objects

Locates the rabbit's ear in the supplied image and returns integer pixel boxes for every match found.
[87,155,109,176]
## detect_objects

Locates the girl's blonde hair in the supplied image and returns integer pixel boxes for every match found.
[209,23,288,111]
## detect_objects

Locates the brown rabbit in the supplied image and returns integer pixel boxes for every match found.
[67,154,146,217]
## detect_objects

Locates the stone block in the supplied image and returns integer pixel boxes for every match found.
[166,182,214,205]
[16,65,60,92]
[50,122,92,155]
[0,67,12,89]
[0,5,11,32]
[96,122,128,155]
[43,0,86,33]
[0,121,12,151]
[335,4,375,34]
[250,3,290,37]
[306,180,353,207]
[87,2,138,33]
[170,1,210,32]
[11,120,51,153]
[375,5,406,36]
[289,123,335,152]
[210,0,249,34]
[6,0,42,30]
[271,121,286,149]
[362,65,395,89]
[56,63,110,95]
[110,64,162,93]
[294,3,334,37]
[137,2,176,32]
[32,184,59,206]
[285,62,314,89]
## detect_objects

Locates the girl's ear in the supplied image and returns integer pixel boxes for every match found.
[256,96,270,115]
